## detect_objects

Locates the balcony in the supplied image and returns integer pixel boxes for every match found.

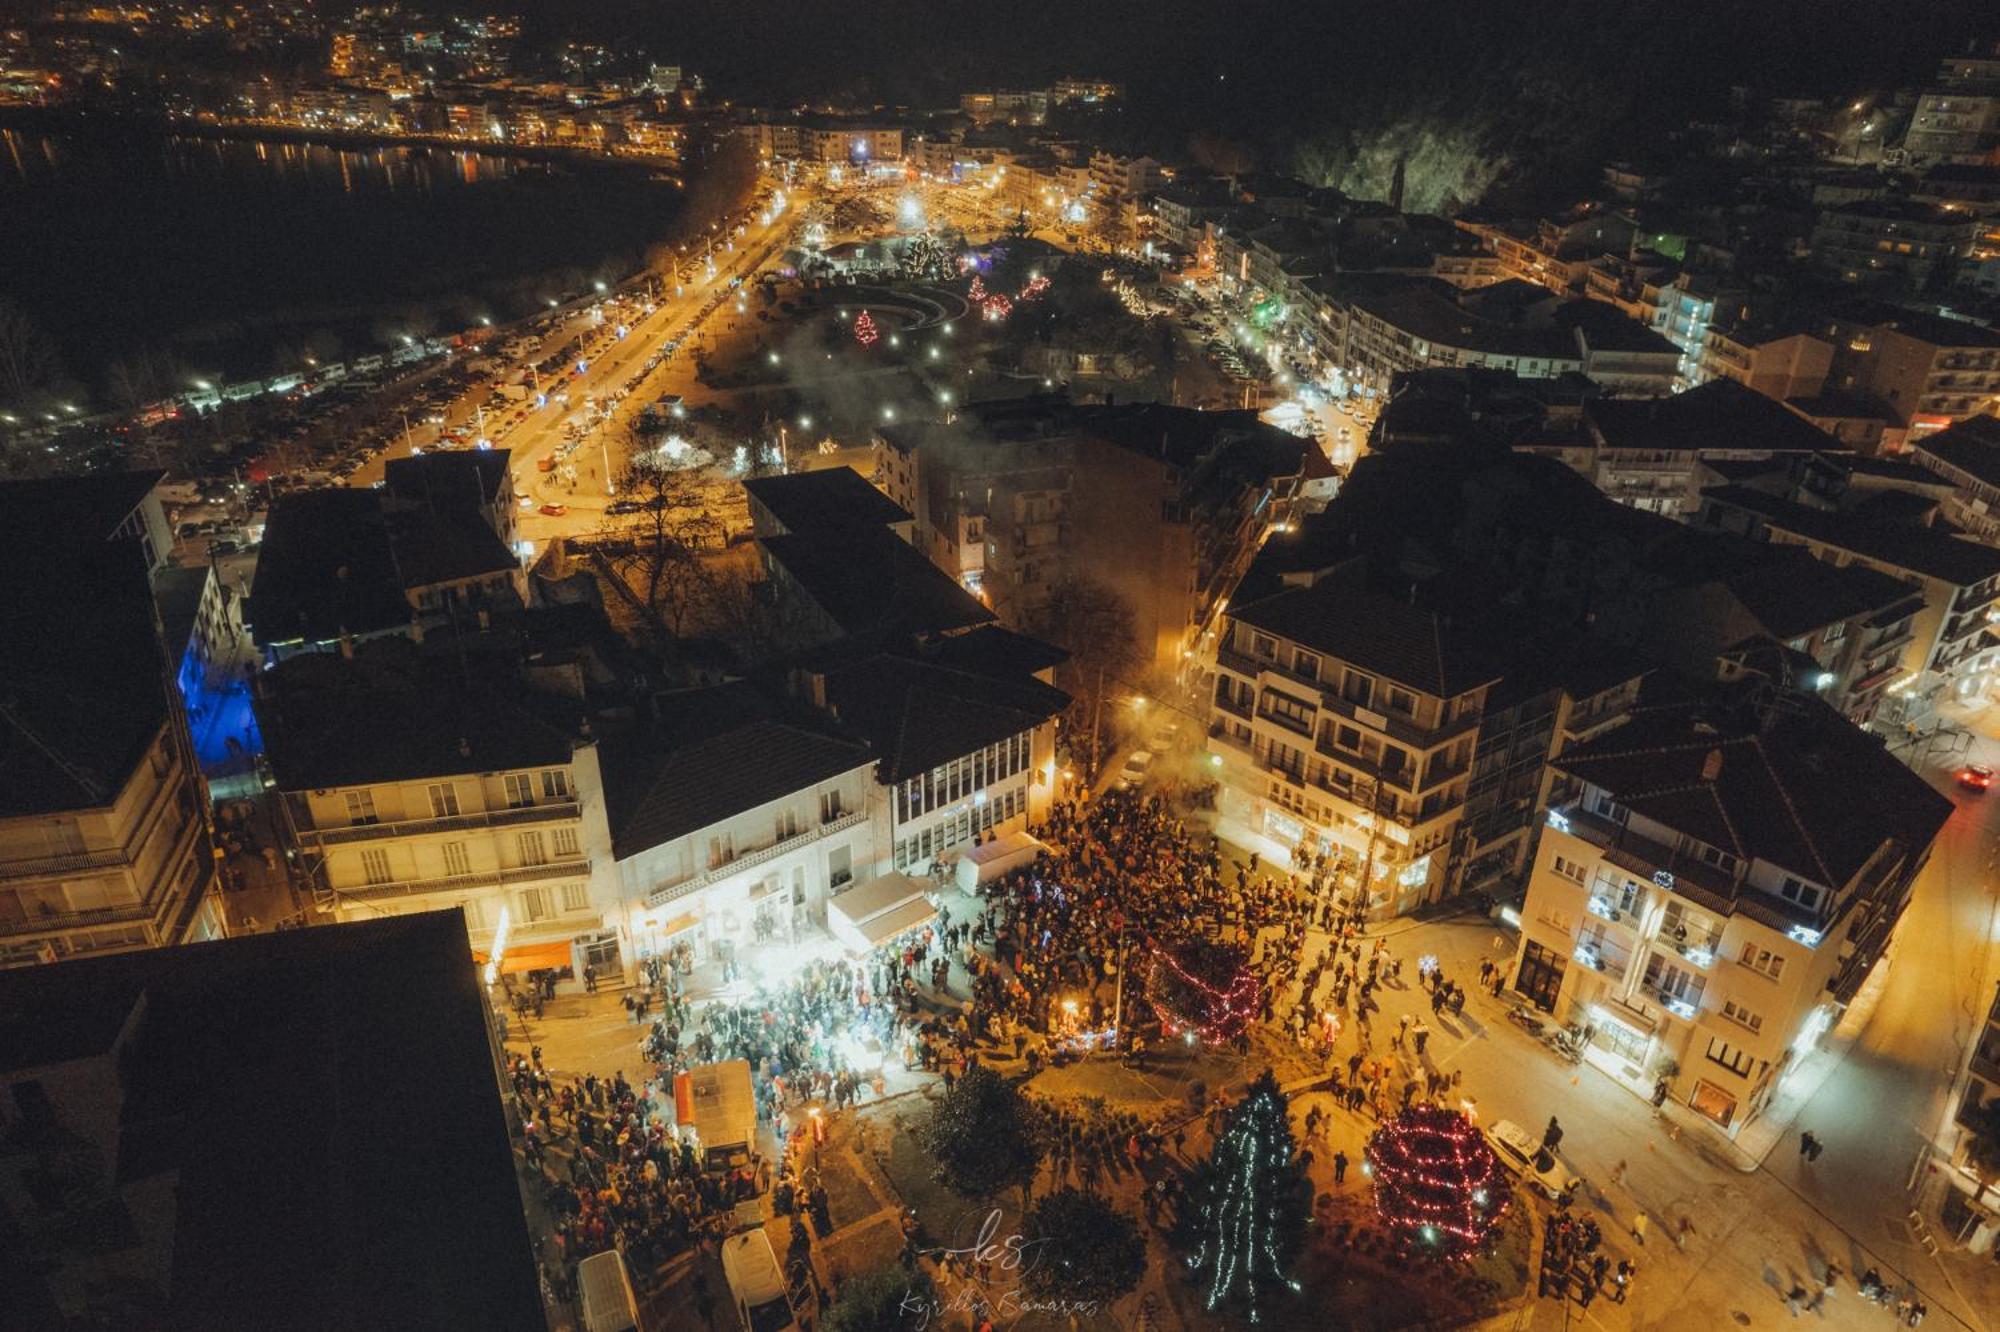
[647,808,869,908]
[2,765,185,884]
[339,857,592,903]
[1640,977,1702,1021]
[1971,1048,2000,1088]
[311,800,583,846]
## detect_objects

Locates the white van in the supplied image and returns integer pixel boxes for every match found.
[576,1250,640,1332]
[720,1229,799,1332]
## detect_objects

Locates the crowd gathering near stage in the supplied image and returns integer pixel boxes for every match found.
[495,781,1535,1313]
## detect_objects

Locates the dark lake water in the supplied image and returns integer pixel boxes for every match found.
[0,127,684,396]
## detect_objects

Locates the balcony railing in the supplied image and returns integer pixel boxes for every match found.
[1640,979,1702,1021]
[1,764,185,884]
[647,809,870,908]
[311,800,582,846]
[337,857,593,903]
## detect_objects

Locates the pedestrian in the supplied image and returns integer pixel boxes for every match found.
[1610,1159,1627,1185]
[1630,1211,1649,1245]
[1674,1216,1694,1249]
[1542,1116,1563,1153]
[1808,1134,1824,1163]
[1799,1129,1816,1160]
[1785,1284,1806,1318]
[1333,1150,1348,1184]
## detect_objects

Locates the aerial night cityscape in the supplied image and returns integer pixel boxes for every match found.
[6,4,2000,1332]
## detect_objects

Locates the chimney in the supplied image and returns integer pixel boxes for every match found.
[1700,748,1724,782]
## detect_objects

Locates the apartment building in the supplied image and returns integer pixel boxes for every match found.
[0,473,220,969]
[1810,200,1978,290]
[1822,304,2000,432]
[1899,46,2000,166]
[1696,483,2000,719]
[1697,325,1833,402]
[257,638,622,980]
[1910,415,2000,541]
[1515,696,1950,1137]
[603,684,879,967]
[1206,562,1500,914]
[1947,981,2000,1252]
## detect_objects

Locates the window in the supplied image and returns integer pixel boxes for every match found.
[561,882,590,913]
[503,774,537,809]
[1386,687,1418,718]
[359,849,393,886]
[1779,877,1822,911]
[1261,689,1315,734]
[343,790,379,825]
[1722,1000,1764,1033]
[45,821,87,856]
[540,769,570,800]
[427,783,460,818]
[517,831,548,867]
[519,886,552,923]
[1644,953,1706,1008]
[1333,724,1361,752]
[1293,650,1321,681]
[553,827,580,858]
[1589,789,1627,824]
[1341,670,1375,708]
[776,807,802,840]
[828,844,853,889]
[1704,1036,1755,1077]
[441,842,471,877]
[1739,944,1786,980]
[820,789,844,823]
[1251,633,1277,659]
[1550,854,1588,884]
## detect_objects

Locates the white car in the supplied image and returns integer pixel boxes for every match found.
[1483,1118,1578,1202]
[1117,750,1154,791]
[721,1228,800,1332]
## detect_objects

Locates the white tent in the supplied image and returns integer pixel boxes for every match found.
[954,829,1047,895]
[827,874,937,954]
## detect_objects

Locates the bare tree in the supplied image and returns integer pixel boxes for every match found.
[0,298,62,408]
[599,442,725,641]
[1030,574,1141,773]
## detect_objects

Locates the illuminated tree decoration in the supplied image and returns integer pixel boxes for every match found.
[1180,1071,1307,1323]
[1020,274,1051,300]
[981,294,1013,322]
[1146,937,1261,1043]
[852,310,879,347]
[1364,1105,1509,1255]
[968,274,987,301]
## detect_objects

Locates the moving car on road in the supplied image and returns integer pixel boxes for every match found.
[1957,764,1992,792]
[539,503,568,517]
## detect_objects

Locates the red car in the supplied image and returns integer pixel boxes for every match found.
[539,503,568,517]
[1957,764,1993,792]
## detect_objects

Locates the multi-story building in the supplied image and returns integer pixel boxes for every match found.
[959,89,1049,126]
[1946,980,2000,1252]
[1696,324,1832,402]
[1696,482,2000,720]
[1205,561,1500,913]
[603,683,879,967]
[257,638,623,981]
[1909,414,2000,541]
[1899,46,2000,167]
[0,472,220,968]
[1821,304,2000,434]
[1514,695,1951,1137]
[1810,200,1978,290]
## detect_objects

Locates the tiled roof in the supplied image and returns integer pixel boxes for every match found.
[1555,699,1951,887]
[601,685,872,859]
[762,526,994,638]
[1720,550,1923,640]
[0,468,165,546]
[1911,414,2000,493]
[1701,483,2000,587]
[255,638,585,791]
[743,467,911,533]
[0,912,545,1331]
[1228,563,1504,698]
[1587,380,1841,456]
[816,652,1070,782]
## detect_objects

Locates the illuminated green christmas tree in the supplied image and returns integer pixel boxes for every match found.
[1179,1070,1307,1323]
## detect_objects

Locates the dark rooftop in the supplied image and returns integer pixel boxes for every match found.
[1555,697,1952,889]
[383,448,511,510]
[1587,380,1841,456]
[0,912,543,1332]
[811,647,1070,782]
[743,467,912,534]
[1719,549,1923,640]
[1910,413,2000,492]
[601,683,872,860]
[255,636,586,791]
[761,525,994,639]
[1701,483,2000,586]
[0,468,164,549]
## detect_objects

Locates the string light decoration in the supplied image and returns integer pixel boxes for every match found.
[1146,938,1262,1044]
[1020,274,1051,300]
[1364,1105,1509,1255]
[1182,1071,1306,1323]
[852,310,879,347]
[968,274,987,301]
[982,294,1014,322]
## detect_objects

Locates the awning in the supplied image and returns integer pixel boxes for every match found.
[953,829,1045,893]
[827,874,937,954]
[473,939,572,976]
[653,913,700,938]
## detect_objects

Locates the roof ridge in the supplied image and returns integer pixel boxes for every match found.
[1749,732,1837,885]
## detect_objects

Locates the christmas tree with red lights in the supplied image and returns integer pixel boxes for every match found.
[853,310,879,346]
[1365,1105,1509,1255]
[1146,937,1262,1044]
[1179,1070,1307,1323]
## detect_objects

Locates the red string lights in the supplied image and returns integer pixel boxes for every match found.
[1364,1105,1509,1255]
[1145,938,1262,1044]
[852,310,879,346]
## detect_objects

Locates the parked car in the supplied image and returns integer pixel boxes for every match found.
[1957,764,1993,792]
[539,503,568,517]
[1483,1119,1577,1202]
[1117,750,1154,791]
[720,1229,799,1332]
